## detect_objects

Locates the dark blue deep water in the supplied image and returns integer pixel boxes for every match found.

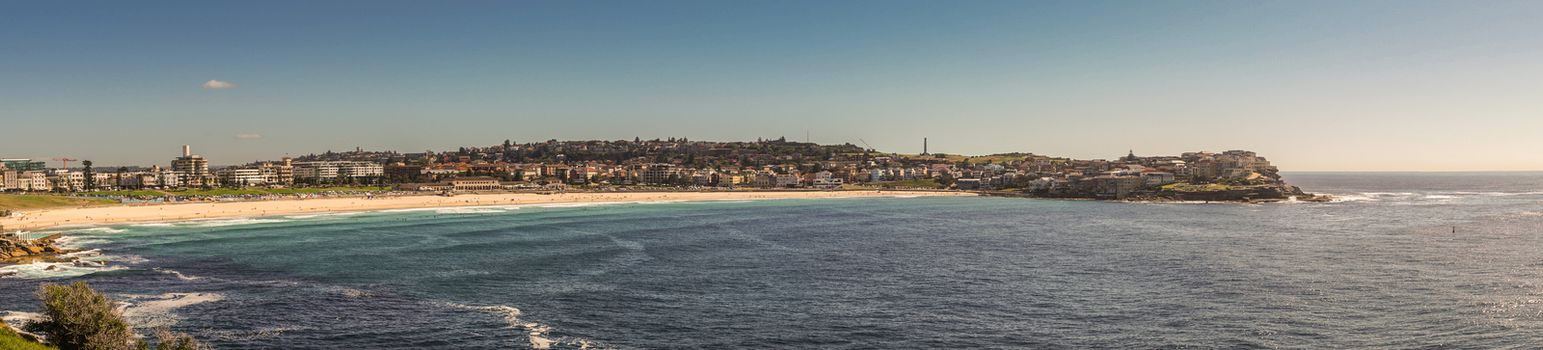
[4,172,1543,349]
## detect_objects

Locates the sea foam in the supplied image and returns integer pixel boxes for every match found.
[284,212,363,220]
[154,267,202,281]
[120,292,226,328]
[186,218,291,228]
[0,261,126,279]
[444,302,611,350]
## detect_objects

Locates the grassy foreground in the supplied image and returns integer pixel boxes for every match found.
[0,324,56,350]
[0,195,118,211]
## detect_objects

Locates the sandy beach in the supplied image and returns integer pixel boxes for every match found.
[0,190,974,232]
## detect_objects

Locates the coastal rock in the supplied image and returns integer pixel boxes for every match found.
[1156,185,1300,202]
[0,235,76,265]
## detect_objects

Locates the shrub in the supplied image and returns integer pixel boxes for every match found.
[29,282,140,350]
[27,282,210,350]
[151,328,204,350]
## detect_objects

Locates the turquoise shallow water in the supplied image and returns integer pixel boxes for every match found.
[3,172,1543,349]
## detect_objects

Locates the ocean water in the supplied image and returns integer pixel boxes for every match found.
[2,172,1543,349]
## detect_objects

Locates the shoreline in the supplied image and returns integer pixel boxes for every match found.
[0,190,975,232]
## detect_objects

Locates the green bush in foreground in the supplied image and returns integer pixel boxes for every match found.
[27,282,207,350]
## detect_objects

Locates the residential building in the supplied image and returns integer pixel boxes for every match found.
[171,145,210,188]
[294,161,384,182]
[1,168,15,191]
[48,170,83,191]
[640,164,676,184]
[812,171,842,188]
[19,171,49,191]
[257,158,295,185]
[217,167,267,187]
[774,173,801,188]
[157,169,182,188]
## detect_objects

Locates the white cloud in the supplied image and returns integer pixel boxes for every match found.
[202,80,237,89]
[235,133,262,139]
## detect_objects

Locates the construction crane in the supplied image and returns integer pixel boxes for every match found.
[52,157,77,169]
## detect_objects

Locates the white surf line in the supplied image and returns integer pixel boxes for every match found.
[445,302,612,350]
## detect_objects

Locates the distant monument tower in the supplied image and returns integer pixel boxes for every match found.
[922,138,929,155]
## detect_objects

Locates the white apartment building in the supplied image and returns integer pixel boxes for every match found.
[217,167,268,187]
[20,171,50,191]
[639,164,676,184]
[157,170,182,188]
[293,161,385,181]
[774,173,801,188]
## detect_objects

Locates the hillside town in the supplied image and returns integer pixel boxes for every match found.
[0,138,1304,200]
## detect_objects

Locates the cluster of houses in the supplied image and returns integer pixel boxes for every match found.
[0,146,387,192]
[1,139,1283,198]
[1005,150,1283,198]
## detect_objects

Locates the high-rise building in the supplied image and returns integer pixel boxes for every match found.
[171,145,210,187]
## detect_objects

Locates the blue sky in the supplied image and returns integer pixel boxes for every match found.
[3,0,1542,170]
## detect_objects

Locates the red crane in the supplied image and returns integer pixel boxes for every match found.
[52,157,77,169]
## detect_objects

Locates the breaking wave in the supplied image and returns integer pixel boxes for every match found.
[444,303,609,350]
[284,212,363,220]
[0,261,126,279]
[533,202,628,209]
[380,205,521,214]
[1327,190,1543,203]
[154,267,202,281]
[52,235,108,249]
[67,227,126,234]
[120,292,226,328]
[1330,194,1377,202]
[185,218,292,228]
[433,207,510,214]
[634,200,687,205]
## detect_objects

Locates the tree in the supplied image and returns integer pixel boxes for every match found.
[116,167,130,189]
[81,160,96,191]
